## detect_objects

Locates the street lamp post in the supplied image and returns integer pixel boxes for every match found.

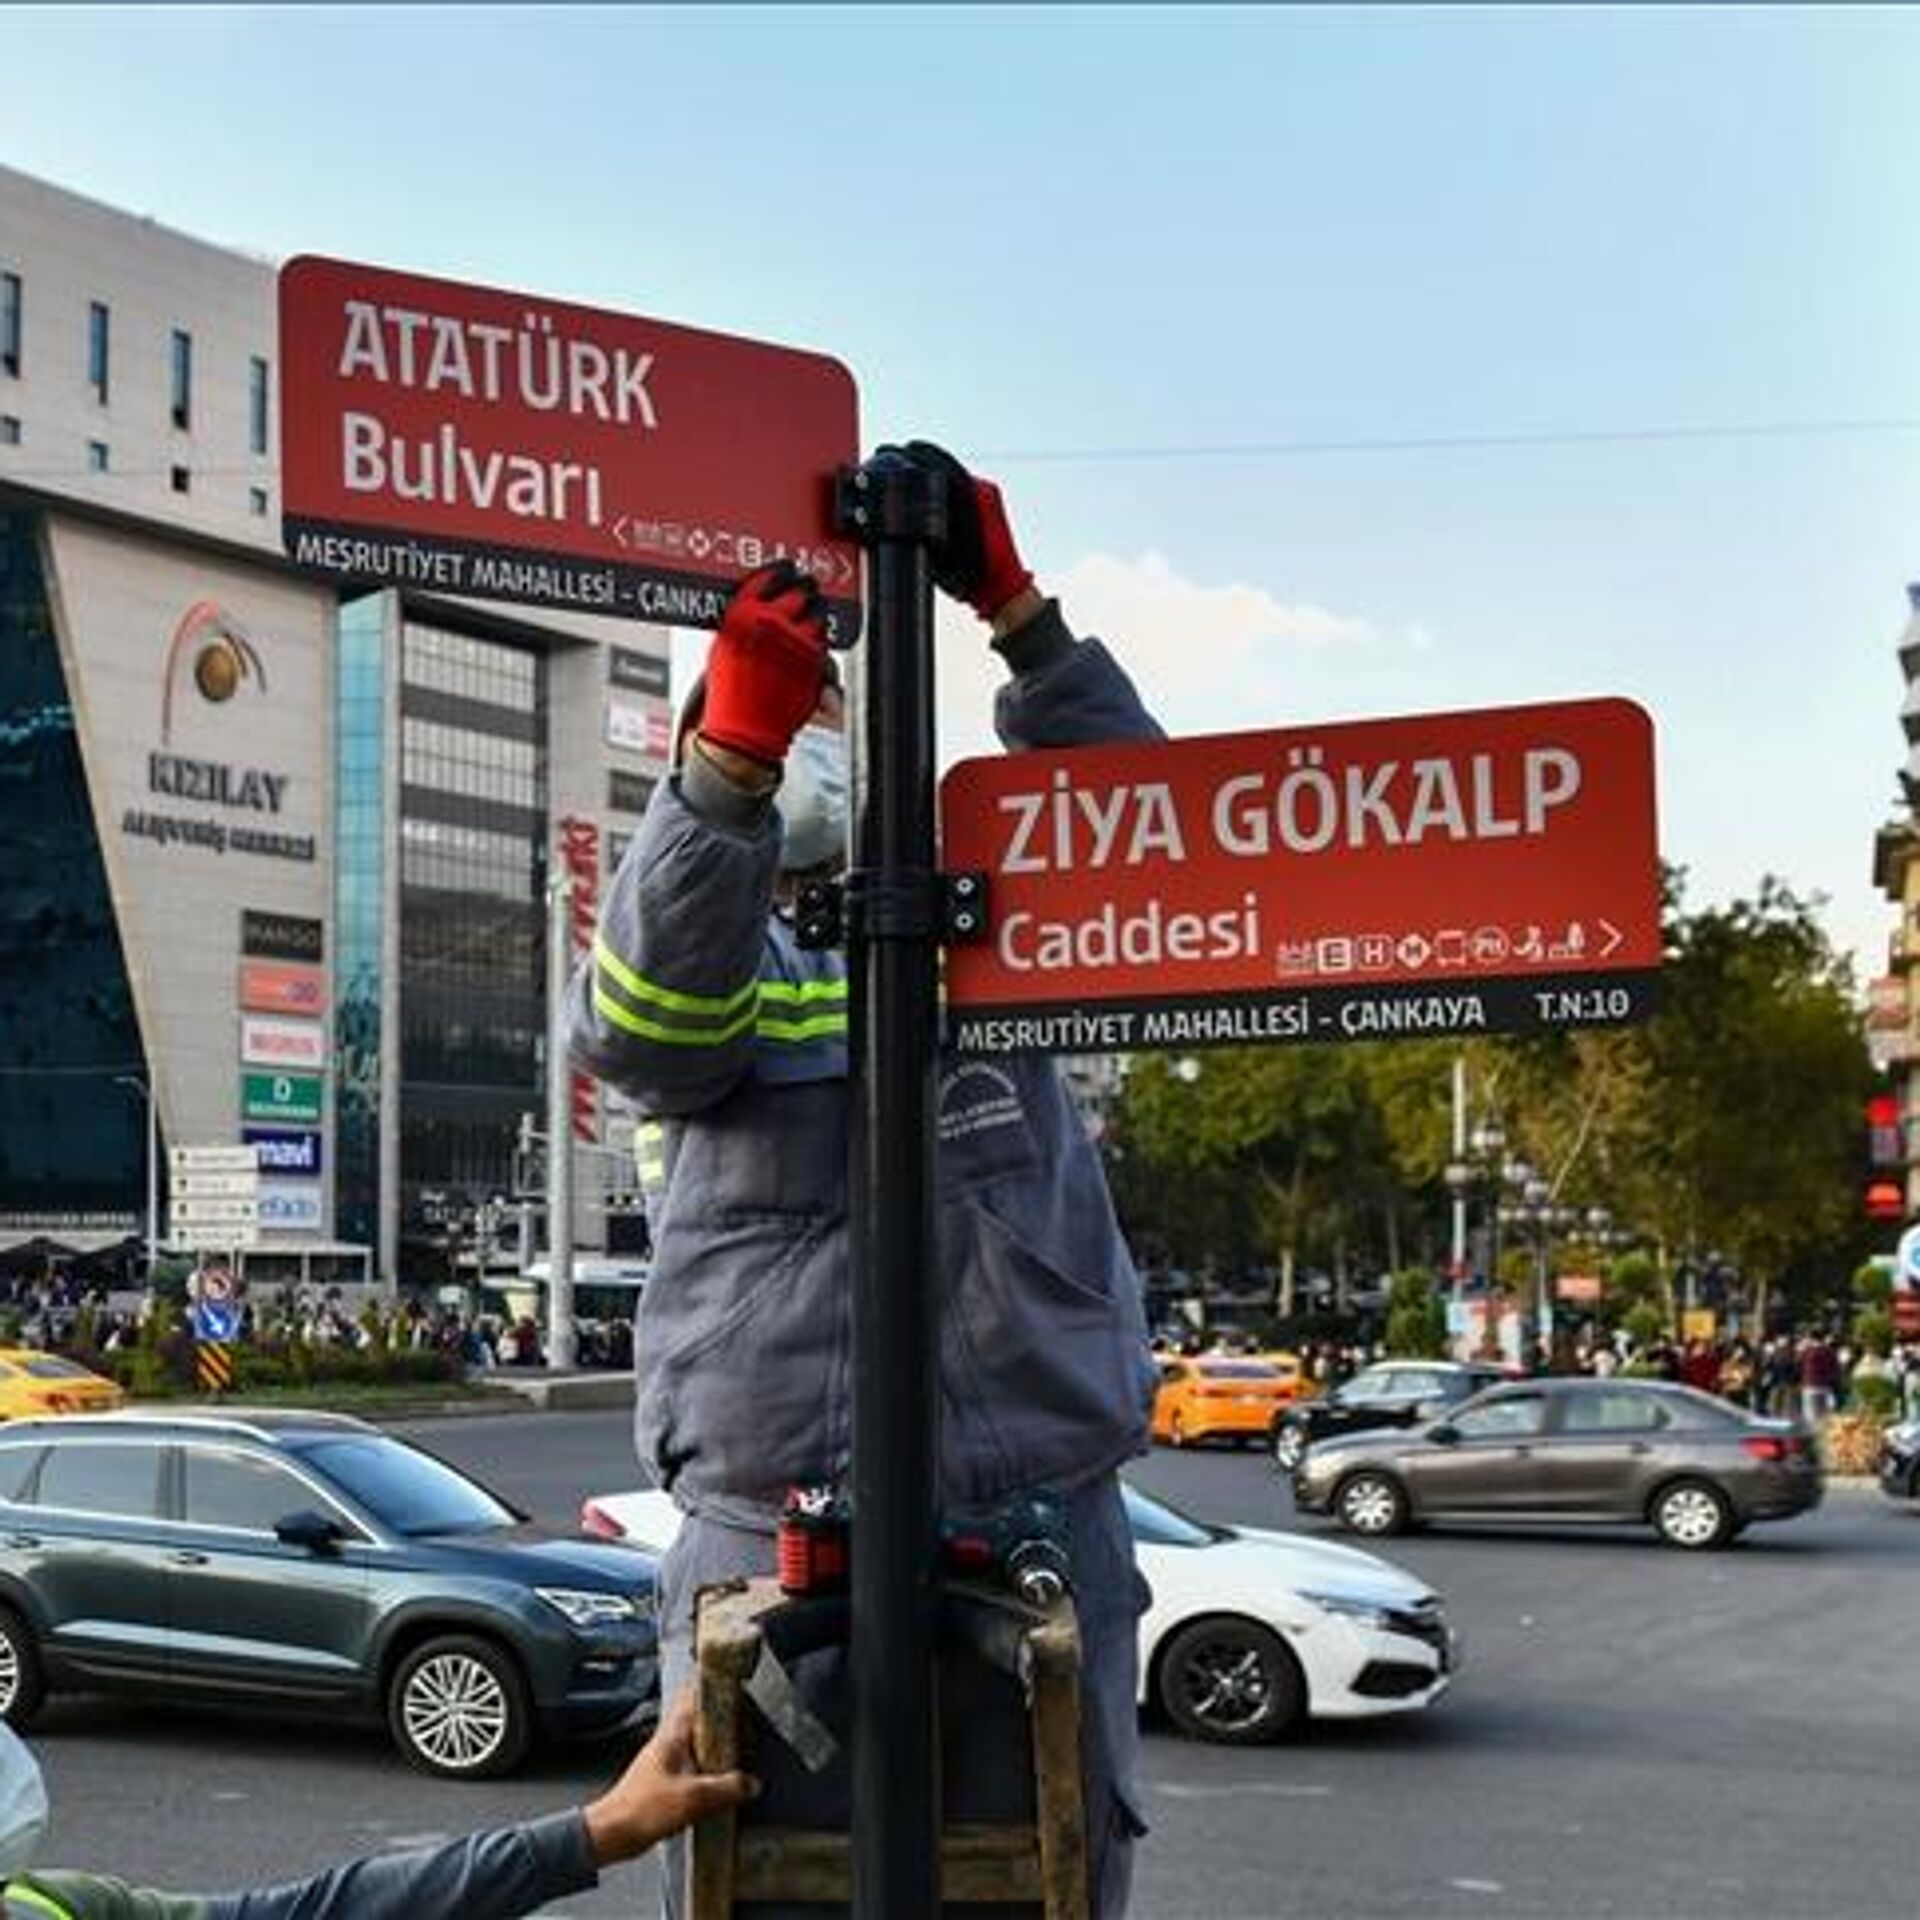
[1444,1116,1509,1359]
[114,1076,159,1281]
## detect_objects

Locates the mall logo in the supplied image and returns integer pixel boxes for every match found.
[160,600,267,745]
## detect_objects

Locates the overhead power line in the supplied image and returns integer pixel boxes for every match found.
[980,415,1920,465]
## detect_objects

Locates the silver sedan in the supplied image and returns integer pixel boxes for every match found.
[1290,1377,1822,1550]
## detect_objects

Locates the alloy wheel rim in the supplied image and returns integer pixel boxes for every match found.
[0,1632,18,1713]
[1277,1430,1304,1468]
[403,1654,508,1769]
[1180,1641,1275,1731]
[1661,1488,1722,1546]
[1344,1479,1396,1532]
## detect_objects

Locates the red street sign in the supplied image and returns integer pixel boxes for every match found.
[939,698,1661,1054]
[278,255,861,640]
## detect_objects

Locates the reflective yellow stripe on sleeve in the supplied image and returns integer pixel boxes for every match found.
[7,1884,78,1920]
[593,934,760,1020]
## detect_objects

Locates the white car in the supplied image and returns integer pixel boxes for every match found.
[580,1479,1454,1744]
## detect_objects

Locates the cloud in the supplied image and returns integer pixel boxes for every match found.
[934,549,1418,768]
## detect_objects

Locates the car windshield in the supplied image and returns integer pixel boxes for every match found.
[294,1435,518,1537]
[20,1358,94,1381]
[1121,1480,1227,1548]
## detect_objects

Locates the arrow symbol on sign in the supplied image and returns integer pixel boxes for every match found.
[1597,919,1625,959]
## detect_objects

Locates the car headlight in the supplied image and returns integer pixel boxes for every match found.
[536,1587,644,1627]
[1299,1590,1395,1630]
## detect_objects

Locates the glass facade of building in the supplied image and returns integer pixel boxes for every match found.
[333,593,386,1250]
[0,508,147,1224]
[397,620,546,1267]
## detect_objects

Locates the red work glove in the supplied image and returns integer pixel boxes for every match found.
[699,562,830,767]
[899,440,1034,621]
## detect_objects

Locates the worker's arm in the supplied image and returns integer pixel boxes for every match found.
[886,440,1164,751]
[569,564,831,1115]
[19,1690,756,1920]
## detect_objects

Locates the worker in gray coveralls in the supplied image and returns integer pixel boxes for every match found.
[569,441,1162,1916]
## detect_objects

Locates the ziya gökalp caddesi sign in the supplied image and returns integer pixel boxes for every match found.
[278,256,862,639]
[940,698,1661,1055]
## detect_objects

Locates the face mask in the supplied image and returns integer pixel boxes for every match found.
[778,724,849,873]
[0,1725,47,1882]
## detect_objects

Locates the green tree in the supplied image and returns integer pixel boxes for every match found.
[1383,1269,1448,1358]
[1621,875,1873,1330]
[1113,1047,1387,1314]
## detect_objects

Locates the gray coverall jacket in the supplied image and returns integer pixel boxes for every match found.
[568,607,1164,1916]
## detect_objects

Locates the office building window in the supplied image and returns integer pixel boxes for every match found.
[0,418,18,447]
[0,274,19,377]
[87,441,109,473]
[87,302,109,403]
[249,356,270,456]
[170,465,190,495]
[249,485,269,517]
[170,328,192,429]
[0,508,150,1220]
[335,593,388,1251]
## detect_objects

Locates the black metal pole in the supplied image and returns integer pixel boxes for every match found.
[840,451,945,1919]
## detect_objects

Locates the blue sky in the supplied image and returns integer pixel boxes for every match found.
[8,5,1920,974]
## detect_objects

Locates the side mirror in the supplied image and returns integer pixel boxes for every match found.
[275,1508,345,1553]
[1427,1424,1460,1446]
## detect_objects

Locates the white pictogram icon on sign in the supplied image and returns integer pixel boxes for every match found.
[1435,930,1469,966]
[1276,941,1317,977]
[1472,926,1509,964]
[1356,935,1394,971]
[1316,937,1354,973]
[1397,933,1432,969]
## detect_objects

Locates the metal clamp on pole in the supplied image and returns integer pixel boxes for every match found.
[793,871,990,951]
[830,447,948,1920]
[793,879,845,951]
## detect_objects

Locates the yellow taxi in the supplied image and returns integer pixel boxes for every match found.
[1151,1354,1299,1448]
[0,1350,126,1419]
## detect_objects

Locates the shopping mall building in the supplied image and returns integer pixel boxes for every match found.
[0,164,673,1286]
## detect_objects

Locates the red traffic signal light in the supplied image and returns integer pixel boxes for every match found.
[1865,1179,1905,1223]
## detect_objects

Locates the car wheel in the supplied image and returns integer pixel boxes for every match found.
[1273,1424,1308,1473]
[1335,1471,1408,1538]
[388,1635,532,1779]
[1651,1478,1735,1551]
[0,1605,46,1728]
[1158,1617,1306,1744]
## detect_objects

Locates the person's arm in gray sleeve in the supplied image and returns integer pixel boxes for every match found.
[567,755,781,1117]
[38,1687,759,1920]
[201,1811,595,1920]
[991,591,1166,751]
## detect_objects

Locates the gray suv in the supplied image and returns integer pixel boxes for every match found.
[0,1411,659,1777]
[1291,1378,1822,1550]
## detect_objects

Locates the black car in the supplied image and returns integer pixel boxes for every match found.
[1271,1360,1510,1472]
[0,1410,659,1778]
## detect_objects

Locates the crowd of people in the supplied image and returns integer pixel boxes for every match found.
[1158,1322,1920,1425]
[0,1273,638,1376]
